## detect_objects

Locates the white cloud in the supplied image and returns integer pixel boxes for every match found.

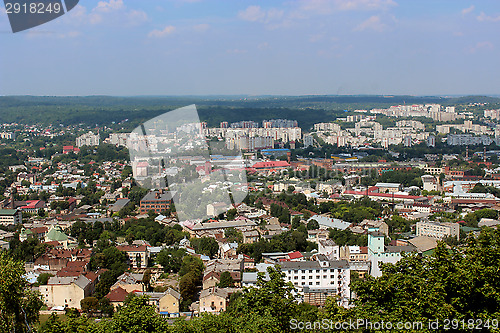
[66,1,148,27]
[477,12,500,22]
[26,30,82,39]
[354,15,387,32]
[257,42,269,49]
[226,49,247,54]
[94,0,124,13]
[238,6,266,22]
[238,6,284,24]
[148,25,176,38]
[469,41,494,53]
[461,5,474,15]
[297,0,397,14]
[127,9,148,25]
[192,23,210,32]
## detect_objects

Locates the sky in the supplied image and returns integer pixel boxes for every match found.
[0,0,500,96]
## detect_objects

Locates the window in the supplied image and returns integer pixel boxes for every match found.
[316,282,320,285]
[309,282,312,285]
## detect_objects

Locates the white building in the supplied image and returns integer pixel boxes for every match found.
[280,256,351,307]
[76,131,100,147]
[415,221,460,240]
[421,175,439,192]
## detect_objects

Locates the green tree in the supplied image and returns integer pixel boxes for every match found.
[102,295,168,333]
[191,237,219,258]
[36,273,53,286]
[230,265,297,332]
[80,296,99,314]
[226,208,237,220]
[217,271,235,288]
[156,247,185,273]
[0,252,43,332]
[306,219,319,230]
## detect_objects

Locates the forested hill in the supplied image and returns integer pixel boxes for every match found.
[1,95,499,130]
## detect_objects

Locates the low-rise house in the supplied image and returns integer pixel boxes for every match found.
[318,239,340,260]
[359,219,389,236]
[39,274,94,309]
[199,287,240,313]
[110,272,145,293]
[105,286,129,310]
[116,244,149,268]
[202,271,241,290]
[242,229,260,244]
[135,288,182,317]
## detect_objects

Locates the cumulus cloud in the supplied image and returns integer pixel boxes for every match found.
[461,5,474,15]
[298,0,397,14]
[65,0,148,27]
[477,12,500,22]
[354,15,387,32]
[148,25,176,38]
[238,5,284,24]
[469,41,494,53]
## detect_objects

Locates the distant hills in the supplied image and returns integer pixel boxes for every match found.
[1,95,499,130]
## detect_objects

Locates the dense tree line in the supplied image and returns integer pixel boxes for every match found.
[238,229,317,261]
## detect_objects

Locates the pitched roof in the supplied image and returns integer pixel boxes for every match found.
[106,287,129,303]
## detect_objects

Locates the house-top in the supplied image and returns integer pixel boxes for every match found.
[116,244,149,268]
[139,190,176,214]
[40,274,94,310]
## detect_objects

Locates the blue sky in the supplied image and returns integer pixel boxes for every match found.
[1,0,499,96]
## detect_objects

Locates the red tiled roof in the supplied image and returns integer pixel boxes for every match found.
[252,161,290,169]
[106,287,129,303]
[343,190,423,200]
[116,245,148,252]
[287,251,303,260]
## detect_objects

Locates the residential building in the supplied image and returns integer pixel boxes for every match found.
[0,209,22,225]
[39,275,94,309]
[415,221,460,240]
[139,190,175,214]
[199,287,240,313]
[76,131,100,147]
[135,289,181,317]
[111,272,145,292]
[116,244,149,268]
[422,175,440,192]
[279,256,351,307]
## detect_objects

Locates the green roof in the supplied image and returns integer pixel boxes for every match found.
[46,225,68,242]
[0,209,18,216]
[461,226,480,233]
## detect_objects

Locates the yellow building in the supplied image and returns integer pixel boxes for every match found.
[39,275,93,309]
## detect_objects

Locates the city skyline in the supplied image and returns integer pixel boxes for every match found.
[1,0,500,96]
